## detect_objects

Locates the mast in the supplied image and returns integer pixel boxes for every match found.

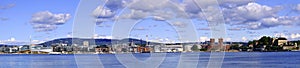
[30,35,32,54]
[146,35,148,47]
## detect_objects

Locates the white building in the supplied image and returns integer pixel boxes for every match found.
[161,44,183,52]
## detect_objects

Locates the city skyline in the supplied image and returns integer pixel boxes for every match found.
[1,0,300,45]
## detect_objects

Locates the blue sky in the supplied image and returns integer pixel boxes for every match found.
[1,0,300,45]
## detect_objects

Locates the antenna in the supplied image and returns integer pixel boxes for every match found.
[146,35,148,47]
[29,35,32,54]
[30,35,32,45]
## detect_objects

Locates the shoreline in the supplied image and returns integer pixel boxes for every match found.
[0,51,299,55]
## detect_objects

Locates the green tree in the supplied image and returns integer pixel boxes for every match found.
[258,36,272,45]
[248,41,253,45]
[191,45,199,51]
[239,45,249,51]
[200,48,207,51]
[230,44,239,50]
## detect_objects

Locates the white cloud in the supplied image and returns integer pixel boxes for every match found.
[291,33,300,39]
[153,16,165,21]
[225,38,231,41]
[7,37,16,42]
[150,38,181,43]
[105,0,127,11]
[218,0,253,8]
[222,2,300,30]
[129,0,171,12]
[0,37,29,45]
[242,37,247,42]
[261,17,292,26]
[199,37,209,42]
[133,27,147,30]
[228,28,242,31]
[182,0,252,20]
[274,33,289,38]
[0,4,15,10]
[245,16,298,30]
[67,34,72,38]
[93,6,115,18]
[172,21,187,28]
[182,0,201,14]
[120,10,149,20]
[0,4,15,22]
[224,3,277,23]
[92,0,129,25]
[95,0,300,30]
[183,1,296,30]
[197,28,210,31]
[93,34,113,39]
[30,11,71,32]
[32,40,45,44]
[247,22,262,30]
[0,17,8,21]
[116,0,187,21]
[152,11,174,21]
[294,4,300,13]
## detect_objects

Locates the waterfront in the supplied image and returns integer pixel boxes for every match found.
[0,52,299,68]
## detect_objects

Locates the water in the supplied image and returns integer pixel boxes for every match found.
[0,52,299,68]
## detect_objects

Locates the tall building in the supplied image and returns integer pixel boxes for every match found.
[210,38,215,46]
[208,38,215,51]
[218,38,224,51]
[218,38,223,46]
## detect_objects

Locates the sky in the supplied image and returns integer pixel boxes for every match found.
[1,0,300,45]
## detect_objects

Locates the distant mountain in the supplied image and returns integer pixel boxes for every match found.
[38,38,161,46]
[0,44,4,47]
[2,38,253,46]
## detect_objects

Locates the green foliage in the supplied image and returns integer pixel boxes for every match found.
[191,45,199,51]
[230,44,239,50]
[248,41,253,45]
[239,45,248,49]
[258,36,273,45]
[200,48,207,51]
[139,44,146,47]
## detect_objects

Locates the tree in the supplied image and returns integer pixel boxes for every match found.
[239,45,249,51]
[139,44,146,47]
[230,44,239,50]
[200,48,207,51]
[248,41,253,45]
[258,36,272,45]
[191,45,199,51]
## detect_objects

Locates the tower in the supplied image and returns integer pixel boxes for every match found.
[218,38,223,46]
[218,38,224,51]
[208,38,215,51]
[146,35,148,47]
[210,38,215,46]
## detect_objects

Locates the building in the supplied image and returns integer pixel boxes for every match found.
[154,45,162,52]
[137,46,152,53]
[83,41,89,46]
[183,44,194,52]
[207,38,215,51]
[95,45,110,54]
[275,37,287,46]
[218,38,224,46]
[210,38,215,46]
[161,44,183,52]
[217,38,224,51]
